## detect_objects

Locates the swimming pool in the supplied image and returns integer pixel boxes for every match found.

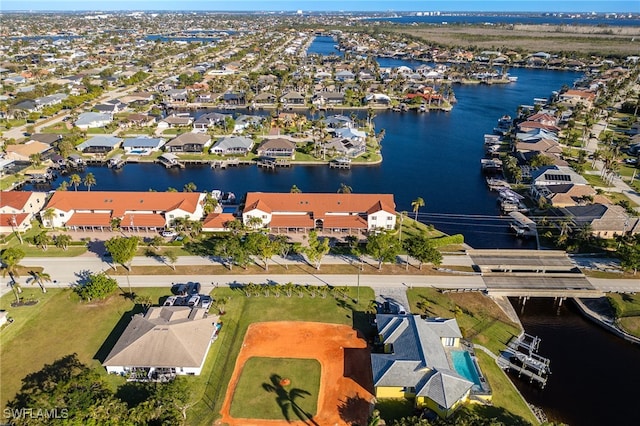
[451,350,482,386]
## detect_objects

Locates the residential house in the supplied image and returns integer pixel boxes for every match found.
[333,127,367,142]
[256,138,296,159]
[242,192,396,234]
[323,137,366,158]
[193,112,229,131]
[210,136,254,156]
[122,137,165,154]
[312,91,345,106]
[0,191,47,234]
[372,315,484,418]
[530,165,588,187]
[253,92,276,104]
[34,93,67,110]
[30,133,63,145]
[364,93,391,106]
[233,115,263,133]
[76,136,123,154]
[94,100,126,114]
[562,204,639,239]
[4,141,52,161]
[281,91,306,105]
[11,99,38,113]
[103,306,220,377]
[164,132,212,153]
[222,92,246,105]
[323,115,354,129]
[158,115,193,129]
[75,112,112,130]
[123,113,156,128]
[531,184,609,208]
[164,88,188,103]
[559,89,597,109]
[42,191,206,231]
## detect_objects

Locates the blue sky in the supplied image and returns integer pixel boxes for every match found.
[2,1,639,13]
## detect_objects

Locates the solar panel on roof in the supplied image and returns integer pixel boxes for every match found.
[544,174,571,181]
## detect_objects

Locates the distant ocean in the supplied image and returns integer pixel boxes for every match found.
[366,13,640,27]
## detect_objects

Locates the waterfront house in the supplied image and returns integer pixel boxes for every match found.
[371,314,481,418]
[222,92,246,105]
[122,137,165,154]
[76,135,123,154]
[323,137,366,158]
[233,115,263,133]
[562,204,639,239]
[531,184,607,208]
[210,136,254,156]
[253,92,276,104]
[530,165,588,187]
[164,88,188,103]
[159,115,194,129]
[75,112,112,130]
[280,91,306,105]
[193,112,229,131]
[103,306,220,377]
[256,138,296,159]
[164,132,211,153]
[242,192,396,235]
[323,115,354,129]
[364,93,391,106]
[558,89,597,109]
[42,191,206,231]
[0,191,47,234]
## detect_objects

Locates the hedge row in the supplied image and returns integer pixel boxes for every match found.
[429,234,465,247]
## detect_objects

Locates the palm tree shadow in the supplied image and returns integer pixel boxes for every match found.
[262,374,318,425]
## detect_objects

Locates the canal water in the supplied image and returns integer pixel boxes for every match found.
[26,62,582,249]
[511,298,640,426]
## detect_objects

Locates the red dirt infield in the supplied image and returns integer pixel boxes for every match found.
[218,321,375,426]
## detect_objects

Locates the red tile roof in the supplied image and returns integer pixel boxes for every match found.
[65,212,112,226]
[46,191,202,215]
[1,191,32,210]
[122,213,166,227]
[269,214,314,228]
[323,215,368,229]
[0,213,29,227]
[202,213,235,229]
[244,193,396,220]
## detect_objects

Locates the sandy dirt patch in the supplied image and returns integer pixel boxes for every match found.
[218,321,374,426]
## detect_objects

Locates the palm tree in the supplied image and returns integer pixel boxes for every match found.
[411,197,425,220]
[54,234,72,250]
[83,172,96,191]
[69,173,81,191]
[42,208,55,228]
[1,247,25,304]
[29,270,51,293]
[337,183,353,194]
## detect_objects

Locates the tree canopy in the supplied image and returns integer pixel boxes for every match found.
[105,236,139,270]
[7,354,190,426]
[75,272,118,301]
[366,230,401,269]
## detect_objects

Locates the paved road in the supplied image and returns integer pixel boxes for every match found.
[4,252,637,298]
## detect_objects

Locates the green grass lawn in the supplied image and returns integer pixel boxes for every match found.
[0,287,171,410]
[229,357,320,421]
[607,293,640,337]
[582,173,611,188]
[187,286,375,426]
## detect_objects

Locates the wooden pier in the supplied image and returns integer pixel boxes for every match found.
[211,158,241,169]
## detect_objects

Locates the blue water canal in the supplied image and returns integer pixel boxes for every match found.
[26,57,582,249]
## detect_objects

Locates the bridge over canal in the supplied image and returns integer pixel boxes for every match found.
[467,249,603,300]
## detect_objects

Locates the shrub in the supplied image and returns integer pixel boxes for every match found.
[75,272,118,301]
[429,234,464,247]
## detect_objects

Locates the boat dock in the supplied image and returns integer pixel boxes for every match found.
[498,333,551,388]
[330,158,351,169]
[256,158,291,169]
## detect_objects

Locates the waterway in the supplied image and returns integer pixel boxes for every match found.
[25,49,582,249]
[511,298,640,426]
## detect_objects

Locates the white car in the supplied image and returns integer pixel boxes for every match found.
[161,230,177,237]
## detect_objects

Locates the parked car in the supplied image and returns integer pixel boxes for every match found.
[164,296,177,306]
[187,282,201,295]
[200,295,212,310]
[188,295,200,307]
[161,230,177,237]
[172,283,188,296]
